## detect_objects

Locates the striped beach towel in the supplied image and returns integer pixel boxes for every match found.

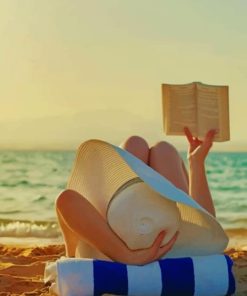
[52,254,235,296]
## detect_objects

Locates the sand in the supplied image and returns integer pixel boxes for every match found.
[0,244,64,295]
[0,244,246,295]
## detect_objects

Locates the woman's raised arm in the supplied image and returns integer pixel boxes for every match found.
[184,127,217,217]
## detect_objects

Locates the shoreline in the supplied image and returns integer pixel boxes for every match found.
[1,228,246,248]
[226,229,247,251]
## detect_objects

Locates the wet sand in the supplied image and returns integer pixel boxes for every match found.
[0,244,246,295]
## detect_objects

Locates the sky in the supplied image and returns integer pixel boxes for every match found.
[0,0,247,151]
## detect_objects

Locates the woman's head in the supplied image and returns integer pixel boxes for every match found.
[107,179,181,250]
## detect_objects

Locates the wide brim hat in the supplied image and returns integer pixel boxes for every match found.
[67,139,228,258]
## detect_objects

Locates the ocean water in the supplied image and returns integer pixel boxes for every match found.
[0,150,246,242]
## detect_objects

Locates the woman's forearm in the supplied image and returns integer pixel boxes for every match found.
[189,161,216,217]
[57,190,130,262]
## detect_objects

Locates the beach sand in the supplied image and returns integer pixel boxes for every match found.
[0,244,246,295]
[0,244,64,295]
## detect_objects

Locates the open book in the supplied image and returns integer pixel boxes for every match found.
[162,82,230,142]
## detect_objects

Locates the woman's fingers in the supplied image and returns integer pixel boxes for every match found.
[132,231,166,265]
[195,137,203,145]
[200,129,217,154]
[205,129,217,142]
[184,127,193,143]
[157,231,179,259]
[149,231,179,262]
[184,127,216,145]
[131,231,178,265]
[150,230,166,256]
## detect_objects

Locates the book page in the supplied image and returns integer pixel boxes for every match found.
[162,83,197,136]
[197,83,230,141]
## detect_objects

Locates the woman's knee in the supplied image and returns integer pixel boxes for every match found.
[149,141,188,192]
[150,141,180,159]
[120,135,149,163]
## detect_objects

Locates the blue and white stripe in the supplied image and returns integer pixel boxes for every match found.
[57,255,235,296]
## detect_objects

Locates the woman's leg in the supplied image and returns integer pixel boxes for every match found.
[120,136,188,192]
[149,141,189,193]
[120,135,149,164]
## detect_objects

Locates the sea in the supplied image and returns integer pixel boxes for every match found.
[0,150,246,247]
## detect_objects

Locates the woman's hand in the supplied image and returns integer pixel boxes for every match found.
[184,127,217,164]
[122,231,179,265]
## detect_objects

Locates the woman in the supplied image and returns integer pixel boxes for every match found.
[55,127,217,265]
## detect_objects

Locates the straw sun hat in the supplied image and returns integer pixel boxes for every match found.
[67,139,228,258]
